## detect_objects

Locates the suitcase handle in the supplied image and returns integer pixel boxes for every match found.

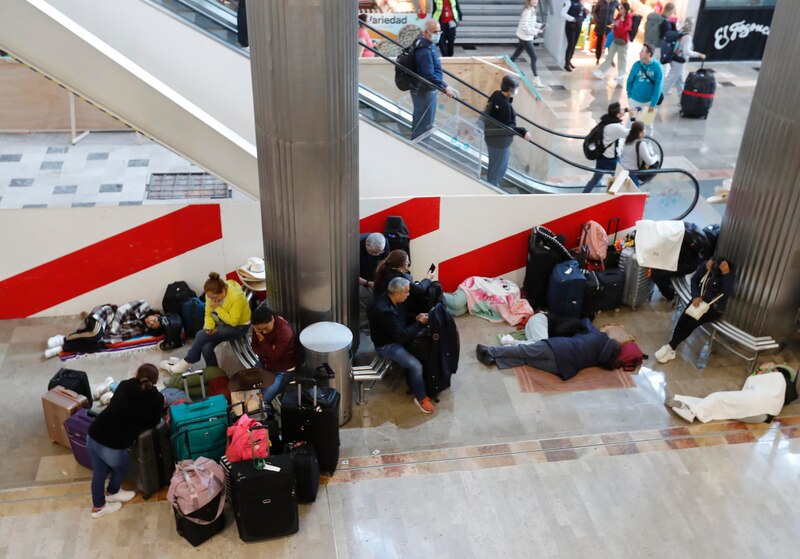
[181,370,206,401]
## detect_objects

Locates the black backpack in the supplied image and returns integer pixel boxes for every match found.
[384,215,410,258]
[630,14,642,42]
[395,39,422,91]
[583,122,611,160]
[660,30,687,64]
[162,281,197,315]
[160,313,185,350]
[49,368,93,406]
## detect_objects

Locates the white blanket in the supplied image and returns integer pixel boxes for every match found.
[675,372,787,423]
[635,220,685,271]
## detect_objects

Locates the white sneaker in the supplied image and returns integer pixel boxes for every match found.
[99,392,114,406]
[532,76,544,88]
[655,344,677,363]
[106,489,135,503]
[168,356,181,364]
[92,377,115,400]
[592,70,606,80]
[47,335,65,348]
[166,359,193,374]
[500,334,517,346]
[615,75,627,84]
[91,500,122,519]
[44,346,62,359]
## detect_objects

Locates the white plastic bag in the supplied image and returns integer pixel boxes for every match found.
[635,220,685,271]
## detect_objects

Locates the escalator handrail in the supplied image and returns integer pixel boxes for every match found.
[172,0,237,32]
[359,40,699,220]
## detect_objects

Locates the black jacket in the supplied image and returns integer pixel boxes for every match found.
[368,292,422,347]
[429,302,459,383]
[690,259,736,313]
[592,0,619,34]
[88,379,164,449]
[359,233,389,281]
[484,90,527,149]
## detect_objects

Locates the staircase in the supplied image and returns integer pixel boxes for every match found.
[457,0,539,45]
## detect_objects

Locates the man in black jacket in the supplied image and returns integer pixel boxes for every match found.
[368,277,436,414]
[484,75,531,187]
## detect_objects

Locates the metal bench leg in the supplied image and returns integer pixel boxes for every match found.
[357,381,367,405]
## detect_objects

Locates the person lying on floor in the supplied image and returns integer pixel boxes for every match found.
[476,317,620,381]
[45,300,164,358]
[667,363,798,424]
[498,313,589,346]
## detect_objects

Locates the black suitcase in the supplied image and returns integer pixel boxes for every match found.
[48,368,92,407]
[281,382,340,475]
[595,268,625,311]
[173,492,226,546]
[680,65,716,119]
[408,326,443,401]
[127,421,174,498]
[522,226,571,309]
[230,455,299,541]
[582,271,602,319]
[285,441,320,503]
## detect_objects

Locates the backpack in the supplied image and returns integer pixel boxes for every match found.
[160,313,185,350]
[162,281,197,316]
[578,221,608,263]
[384,215,411,257]
[660,30,688,64]
[395,39,422,91]
[630,14,642,42]
[226,414,269,463]
[48,368,93,406]
[615,341,647,372]
[583,122,611,160]
[181,297,205,339]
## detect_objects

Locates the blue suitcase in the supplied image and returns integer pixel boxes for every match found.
[171,370,229,462]
[547,259,586,319]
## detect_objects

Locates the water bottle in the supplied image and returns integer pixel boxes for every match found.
[696,340,711,369]
[671,303,684,333]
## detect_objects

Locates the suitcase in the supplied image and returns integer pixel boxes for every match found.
[619,247,654,309]
[582,271,602,319]
[595,268,625,311]
[409,326,444,401]
[230,454,299,541]
[170,370,229,462]
[680,65,716,119]
[523,226,571,309]
[173,500,226,547]
[285,441,319,503]
[547,259,586,319]
[281,381,340,475]
[128,422,174,498]
[48,368,93,407]
[63,408,95,469]
[42,386,89,447]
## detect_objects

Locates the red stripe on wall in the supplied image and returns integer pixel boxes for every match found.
[359,197,440,239]
[438,195,646,291]
[0,205,223,318]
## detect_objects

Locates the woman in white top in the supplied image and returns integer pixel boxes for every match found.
[661,17,705,96]
[621,121,659,186]
[583,102,630,192]
[510,0,546,88]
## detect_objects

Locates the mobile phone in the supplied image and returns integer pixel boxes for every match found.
[428,263,436,274]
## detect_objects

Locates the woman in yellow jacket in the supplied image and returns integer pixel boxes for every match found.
[160,272,251,374]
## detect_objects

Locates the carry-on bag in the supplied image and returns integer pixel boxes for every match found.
[594,268,626,311]
[63,408,95,469]
[285,441,320,503]
[231,454,299,541]
[170,370,229,462]
[619,247,654,309]
[547,259,587,319]
[42,386,89,448]
[127,421,175,498]
[680,63,716,119]
[523,226,572,309]
[168,458,227,546]
[48,368,93,407]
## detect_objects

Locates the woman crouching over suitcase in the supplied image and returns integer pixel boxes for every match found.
[87,364,165,518]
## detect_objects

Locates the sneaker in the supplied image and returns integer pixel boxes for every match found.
[615,75,627,84]
[47,335,65,348]
[592,70,605,80]
[44,346,62,359]
[99,392,114,406]
[106,489,135,503]
[671,405,695,423]
[91,501,122,519]
[499,334,516,346]
[414,396,436,414]
[92,377,115,400]
[532,76,543,88]
[564,64,572,72]
[655,344,677,363]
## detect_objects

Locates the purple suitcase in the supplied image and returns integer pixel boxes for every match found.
[64,408,95,470]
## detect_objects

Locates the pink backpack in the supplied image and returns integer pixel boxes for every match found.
[579,221,608,262]
[168,458,226,523]
[225,413,269,463]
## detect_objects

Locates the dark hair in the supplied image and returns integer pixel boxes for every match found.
[641,42,654,56]
[619,2,631,15]
[599,340,622,370]
[144,310,165,336]
[136,363,159,390]
[358,13,368,24]
[500,75,520,93]
[374,250,409,291]
[608,102,622,117]
[625,121,645,144]
[251,304,276,325]
[203,272,226,295]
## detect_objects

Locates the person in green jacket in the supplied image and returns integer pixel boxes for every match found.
[160,272,251,373]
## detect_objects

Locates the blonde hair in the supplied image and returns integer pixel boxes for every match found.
[682,17,694,33]
[521,0,537,15]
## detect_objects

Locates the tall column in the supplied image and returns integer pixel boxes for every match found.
[247,0,360,338]
[716,0,800,341]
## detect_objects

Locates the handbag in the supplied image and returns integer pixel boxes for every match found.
[613,36,626,46]
[685,293,723,320]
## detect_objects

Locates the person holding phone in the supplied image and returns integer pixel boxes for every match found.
[655,257,735,363]
[372,250,436,299]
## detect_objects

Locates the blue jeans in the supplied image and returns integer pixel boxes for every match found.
[185,324,250,366]
[410,88,437,140]
[375,343,426,401]
[87,435,129,508]
[583,156,618,192]
[487,144,511,186]
[260,371,293,404]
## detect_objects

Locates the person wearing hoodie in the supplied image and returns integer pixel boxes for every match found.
[655,257,735,364]
[626,42,663,136]
[483,75,532,186]
[583,102,630,192]
[475,318,621,381]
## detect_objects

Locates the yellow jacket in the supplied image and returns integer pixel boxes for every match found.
[204,279,251,330]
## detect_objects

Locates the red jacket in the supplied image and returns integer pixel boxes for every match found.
[251,316,296,372]
[612,13,632,42]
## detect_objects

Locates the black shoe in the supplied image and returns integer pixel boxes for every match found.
[476,344,496,366]
[564,65,572,72]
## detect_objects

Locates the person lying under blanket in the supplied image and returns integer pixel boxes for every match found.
[44,300,164,358]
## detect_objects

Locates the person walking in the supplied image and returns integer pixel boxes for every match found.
[626,42,662,136]
[644,2,666,59]
[661,18,705,98]
[593,2,633,83]
[432,0,462,57]
[483,75,532,186]
[510,0,546,88]
[591,0,619,65]
[656,2,677,63]
[583,102,630,192]
[410,19,458,140]
[562,0,589,72]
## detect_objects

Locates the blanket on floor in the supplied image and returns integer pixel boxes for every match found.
[59,334,164,361]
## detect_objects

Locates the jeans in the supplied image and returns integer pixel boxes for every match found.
[669,308,721,349]
[510,39,538,76]
[564,22,580,65]
[487,341,559,374]
[486,144,511,186]
[438,24,457,57]
[87,435,129,508]
[185,324,250,366]
[375,342,426,401]
[411,88,438,140]
[260,371,293,404]
[583,155,617,192]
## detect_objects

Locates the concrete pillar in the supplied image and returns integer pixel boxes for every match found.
[246,0,360,340]
[716,0,800,341]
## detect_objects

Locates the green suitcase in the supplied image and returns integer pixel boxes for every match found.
[170,370,229,462]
